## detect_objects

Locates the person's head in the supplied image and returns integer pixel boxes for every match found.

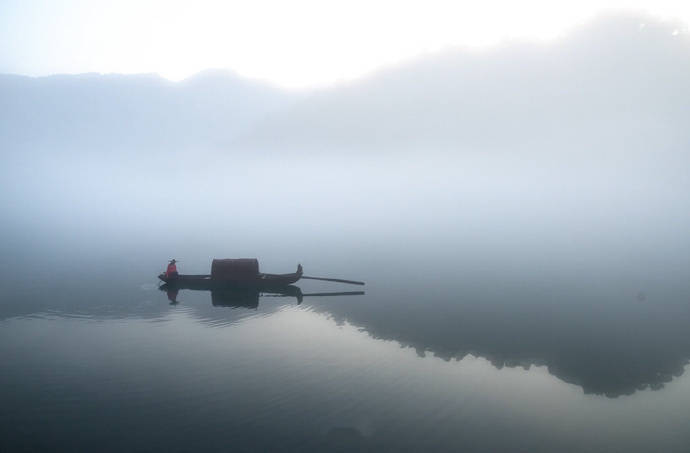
[169,259,176,264]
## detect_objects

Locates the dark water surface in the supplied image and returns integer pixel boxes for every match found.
[2,155,690,452]
[2,243,690,453]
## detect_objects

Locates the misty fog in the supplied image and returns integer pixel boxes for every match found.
[2,15,689,281]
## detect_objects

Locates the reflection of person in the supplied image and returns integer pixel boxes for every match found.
[166,288,179,305]
[165,259,178,278]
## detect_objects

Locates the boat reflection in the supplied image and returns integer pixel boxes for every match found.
[158,283,364,308]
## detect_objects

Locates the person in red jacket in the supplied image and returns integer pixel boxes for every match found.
[165,259,179,278]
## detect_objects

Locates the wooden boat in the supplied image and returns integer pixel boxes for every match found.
[158,259,303,289]
[158,258,364,289]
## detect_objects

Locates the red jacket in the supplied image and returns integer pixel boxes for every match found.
[166,263,177,276]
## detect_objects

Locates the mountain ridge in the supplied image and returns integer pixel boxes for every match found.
[0,69,296,149]
[234,14,690,155]
[2,14,689,156]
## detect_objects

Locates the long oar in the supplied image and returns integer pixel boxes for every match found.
[301,276,365,286]
[302,291,365,297]
[263,291,365,298]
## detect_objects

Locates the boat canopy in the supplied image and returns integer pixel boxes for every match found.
[211,258,259,280]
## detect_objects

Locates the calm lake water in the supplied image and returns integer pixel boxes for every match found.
[2,154,690,452]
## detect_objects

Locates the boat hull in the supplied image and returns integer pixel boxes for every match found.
[158,270,302,289]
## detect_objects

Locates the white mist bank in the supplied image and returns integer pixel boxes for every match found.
[1,13,688,273]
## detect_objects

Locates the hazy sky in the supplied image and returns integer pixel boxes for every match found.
[1,0,689,88]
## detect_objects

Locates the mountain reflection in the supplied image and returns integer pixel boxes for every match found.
[309,283,690,398]
[2,264,688,399]
[149,275,690,398]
